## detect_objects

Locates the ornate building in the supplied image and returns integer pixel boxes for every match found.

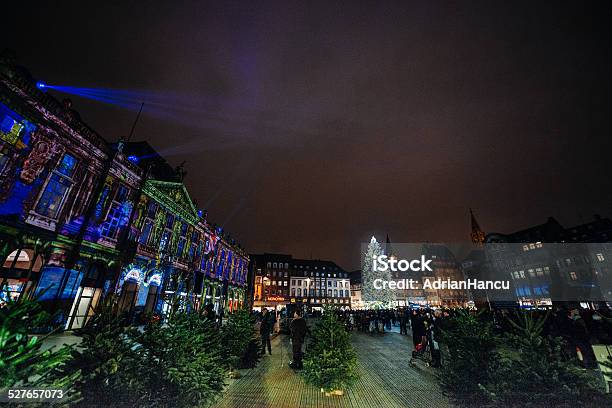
[0,54,143,329]
[0,53,249,329]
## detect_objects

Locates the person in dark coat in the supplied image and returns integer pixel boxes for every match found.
[410,310,425,348]
[289,309,308,369]
[260,308,272,355]
[400,309,408,335]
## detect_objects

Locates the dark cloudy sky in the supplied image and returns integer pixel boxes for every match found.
[3,1,612,270]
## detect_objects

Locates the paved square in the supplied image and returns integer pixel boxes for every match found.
[213,330,451,408]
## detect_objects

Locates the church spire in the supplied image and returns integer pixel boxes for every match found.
[470,208,485,245]
[385,234,393,256]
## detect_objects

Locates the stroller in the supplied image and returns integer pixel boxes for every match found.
[410,334,432,366]
[410,324,441,367]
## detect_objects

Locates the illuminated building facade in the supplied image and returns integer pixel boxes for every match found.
[249,253,350,311]
[485,215,612,307]
[0,54,248,329]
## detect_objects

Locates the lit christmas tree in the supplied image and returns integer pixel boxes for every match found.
[362,236,395,306]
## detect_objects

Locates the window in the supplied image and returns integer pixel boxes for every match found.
[273,262,277,268]
[297,288,301,296]
[147,202,158,218]
[284,281,288,287]
[35,153,78,219]
[0,150,9,174]
[569,271,578,281]
[165,213,174,229]
[0,115,24,145]
[100,185,129,239]
[284,263,288,268]
[139,220,153,245]
[597,253,605,262]
[291,288,295,296]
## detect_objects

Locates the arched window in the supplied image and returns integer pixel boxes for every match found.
[2,248,43,272]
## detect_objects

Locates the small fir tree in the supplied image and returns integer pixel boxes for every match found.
[50,297,145,406]
[0,288,79,403]
[437,309,500,405]
[302,306,358,393]
[221,309,261,370]
[138,311,226,407]
[483,311,607,407]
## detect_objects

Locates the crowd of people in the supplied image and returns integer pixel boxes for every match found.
[333,305,612,369]
[251,304,612,370]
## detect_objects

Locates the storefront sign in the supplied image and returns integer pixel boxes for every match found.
[267,296,285,302]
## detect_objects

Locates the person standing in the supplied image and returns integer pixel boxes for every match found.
[400,308,408,335]
[260,308,272,355]
[289,309,308,369]
[410,310,425,348]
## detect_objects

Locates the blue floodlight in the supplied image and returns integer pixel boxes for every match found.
[127,155,139,163]
[36,81,46,90]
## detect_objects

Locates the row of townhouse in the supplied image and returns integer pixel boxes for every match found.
[0,52,248,330]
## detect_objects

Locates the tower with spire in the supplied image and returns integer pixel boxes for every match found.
[470,208,485,245]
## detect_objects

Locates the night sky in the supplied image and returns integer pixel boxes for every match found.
[3,1,611,270]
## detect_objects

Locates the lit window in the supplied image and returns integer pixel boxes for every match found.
[0,115,24,145]
[569,271,578,280]
[100,185,129,239]
[35,153,78,219]
[597,253,605,262]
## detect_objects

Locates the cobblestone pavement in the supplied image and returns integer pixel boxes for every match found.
[212,330,452,408]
